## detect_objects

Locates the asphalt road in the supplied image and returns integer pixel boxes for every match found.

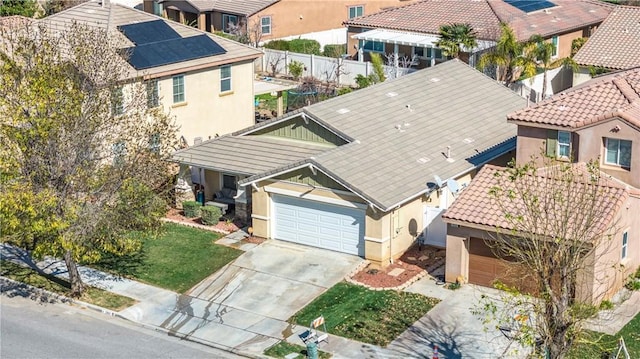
[0,294,244,359]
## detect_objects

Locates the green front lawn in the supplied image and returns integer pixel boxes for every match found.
[290,282,440,346]
[1,260,136,311]
[264,341,331,359]
[95,223,243,293]
[570,312,640,358]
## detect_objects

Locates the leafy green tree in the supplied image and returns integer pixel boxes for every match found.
[0,22,178,296]
[435,23,478,60]
[524,34,578,100]
[477,23,537,88]
[370,52,386,83]
[0,0,38,17]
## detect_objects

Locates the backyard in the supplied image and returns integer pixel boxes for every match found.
[290,281,440,346]
[569,313,640,358]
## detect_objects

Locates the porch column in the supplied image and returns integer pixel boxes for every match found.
[276,90,284,117]
[175,164,195,209]
[198,12,206,31]
[445,232,469,283]
[179,11,186,25]
[430,47,436,67]
[358,47,363,62]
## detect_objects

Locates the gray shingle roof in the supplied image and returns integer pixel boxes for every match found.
[573,6,640,70]
[174,60,527,211]
[171,135,330,175]
[37,1,262,78]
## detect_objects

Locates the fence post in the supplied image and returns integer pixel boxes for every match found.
[285,51,289,75]
[310,54,315,79]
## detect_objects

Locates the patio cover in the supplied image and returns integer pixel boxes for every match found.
[352,29,439,48]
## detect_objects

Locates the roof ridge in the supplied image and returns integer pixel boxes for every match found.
[485,0,507,24]
[612,77,640,103]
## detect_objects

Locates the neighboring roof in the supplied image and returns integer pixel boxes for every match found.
[175,60,527,211]
[574,6,640,70]
[161,0,279,15]
[0,15,34,29]
[442,164,629,238]
[344,0,613,41]
[171,135,329,176]
[507,67,640,129]
[36,1,262,78]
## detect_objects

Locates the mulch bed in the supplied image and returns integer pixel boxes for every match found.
[165,207,241,233]
[350,244,445,289]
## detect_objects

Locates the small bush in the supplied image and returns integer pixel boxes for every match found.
[599,300,614,310]
[337,87,353,96]
[288,60,304,80]
[182,201,201,218]
[447,281,461,290]
[264,39,290,51]
[289,39,321,55]
[323,44,346,58]
[200,206,222,225]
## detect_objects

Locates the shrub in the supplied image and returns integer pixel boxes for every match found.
[288,60,304,80]
[355,74,372,89]
[625,279,640,291]
[200,206,222,225]
[289,39,321,55]
[599,300,614,310]
[323,44,346,58]
[264,39,290,51]
[337,87,353,96]
[182,201,201,218]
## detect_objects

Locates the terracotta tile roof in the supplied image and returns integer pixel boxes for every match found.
[442,164,629,238]
[507,67,640,129]
[574,6,640,70]
[344,0,613,41]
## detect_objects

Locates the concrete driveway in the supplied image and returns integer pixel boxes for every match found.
[120,239,363,355]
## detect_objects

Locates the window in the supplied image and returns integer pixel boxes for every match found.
[349,5,363,19]
[413,47,424,58]
[551,36,558,57]
[222,14,238,33]
[261,16,271,35]
[605,138,632,168]
[621,231,628,260]
[362,40,384,52]
[223,174,236,189]
[427,47,443,59]
[152,0,163,16]
[220,65,231,92]
[172,74,184,103]
[111,87,124,115]
[146,79,159,108]
[557,131,571,158]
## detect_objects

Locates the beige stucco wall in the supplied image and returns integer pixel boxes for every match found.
[573,66,593,87]
[555,29,584,60]
[516,119,640,188]
[156,60,255,145]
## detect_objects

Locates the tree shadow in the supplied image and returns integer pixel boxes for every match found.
[90,246,148,278]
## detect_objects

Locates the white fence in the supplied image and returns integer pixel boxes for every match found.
[256,49,414,87]
[510,66,573,103]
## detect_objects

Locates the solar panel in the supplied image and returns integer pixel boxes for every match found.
[503,0,556,13]
[125,34,227,70]
[118,20,181,45]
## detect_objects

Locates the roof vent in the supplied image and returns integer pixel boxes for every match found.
[430,78,440,83]
[463,138,475,144]
[395,124,405,132]
[417,157,431,164]
[386,92,398,97]
[336,108,350,114]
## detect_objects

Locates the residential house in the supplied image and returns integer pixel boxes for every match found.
[573,6,640,86]
[171,60,526,266]
[442,68,640,304]
[40,0,263,145]
[343,0,612,68]
[143,0,417,47]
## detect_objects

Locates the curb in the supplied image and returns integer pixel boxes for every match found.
[0,276,265,359]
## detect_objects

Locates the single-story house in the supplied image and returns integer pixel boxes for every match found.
[171,59,526,265]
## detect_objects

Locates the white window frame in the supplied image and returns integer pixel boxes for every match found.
[172,74,185,103]
[551,36,559,58]
[261,16,271,35]
[220,65,232,93]
[222,14,238,33]
[557,131,571,159]
[605,138,632,168]
[621,231,628,260]
[349,5,364,19]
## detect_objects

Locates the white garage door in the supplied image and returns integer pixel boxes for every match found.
[272,194,365,256]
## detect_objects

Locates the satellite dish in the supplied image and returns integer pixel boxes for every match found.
[446,178,460,194]
[433,175,443,188]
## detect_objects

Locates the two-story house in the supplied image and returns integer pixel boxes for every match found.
[442,68,640,304]
[343,0,612,68]
[573,5,640,86]
[41,0,263,145]
[143,0,416,47]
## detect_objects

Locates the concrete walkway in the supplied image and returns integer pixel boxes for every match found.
[584,289,640,335]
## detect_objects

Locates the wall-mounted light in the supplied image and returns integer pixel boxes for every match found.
[611,125,621,132]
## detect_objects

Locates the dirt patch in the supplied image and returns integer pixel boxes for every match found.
[165,207,240,233]
[349,244,445,289]
[243,236,265,244]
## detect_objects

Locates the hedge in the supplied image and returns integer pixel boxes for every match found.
[289,39,321,55]
[200,206,222,225]
[323,44,346,58]
[264,39,290,51]
[182,201,201,218]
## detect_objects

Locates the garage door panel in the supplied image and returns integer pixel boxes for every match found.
[272,195,364,256]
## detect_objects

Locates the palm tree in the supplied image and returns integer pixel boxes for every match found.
[435,23,478,61]
[477,23,537,88]
[525,34,578,100]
